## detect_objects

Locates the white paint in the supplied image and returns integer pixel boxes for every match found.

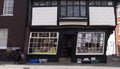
[59,21,87,25]
[106,31,116,55]
[89,7,115,26]
[32,7,57,26]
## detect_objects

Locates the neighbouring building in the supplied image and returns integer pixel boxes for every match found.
[0,0,27,60]
[25,0,116,63]
[115,0,120,56]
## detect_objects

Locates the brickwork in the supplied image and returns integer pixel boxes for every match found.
[24,27,30,54]
[116,8,120,56]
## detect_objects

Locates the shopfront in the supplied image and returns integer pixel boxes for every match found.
[27,28,110,63]
[26,0,116,63]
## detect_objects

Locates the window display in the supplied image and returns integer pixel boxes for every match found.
[76,32,105,55]
[28,32,59,55]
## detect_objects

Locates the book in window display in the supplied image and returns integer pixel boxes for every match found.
[81,39,85,47]
[86,33,91,43]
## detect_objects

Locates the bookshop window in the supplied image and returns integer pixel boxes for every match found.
[76,32,105,55]
[28,32,59,55]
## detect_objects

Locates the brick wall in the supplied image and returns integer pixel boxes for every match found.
[24,27,30,54]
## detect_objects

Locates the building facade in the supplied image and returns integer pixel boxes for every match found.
[115,1,120,56]
[25,0,116,63]
[0,0,117,63]
[0,0,27,60]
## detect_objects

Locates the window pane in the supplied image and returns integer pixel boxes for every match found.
[118,7,120,17]
[74,1,79,5]
[80,6,86,16]
[40,1,45,6]
[3,0,14,15]
[32,33,38,37]
[33,1,39,6]
[74,6,79,16]
[108,1,113,5]
[89,0,94,5]
[76,32,105,55]
[46,1,51,6]
[0,29,8,49]
[67,1,73,5]
[67,6,73,16]
[101,1,107,6]
[61,6,66,17]
[80,0,86,5]
[119,24,120,35]
[61,1,66,5]
[95,0,101,5]
[28,32,59,55]
[52,1,57,6]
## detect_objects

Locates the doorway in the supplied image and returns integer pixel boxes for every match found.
[59,34,74,63]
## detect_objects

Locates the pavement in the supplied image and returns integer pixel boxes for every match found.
[0,55,120,69]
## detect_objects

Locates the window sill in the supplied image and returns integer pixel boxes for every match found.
[59,17,87,21]
[1,14,13,16]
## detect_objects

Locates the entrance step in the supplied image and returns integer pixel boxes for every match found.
[59,58,71,63]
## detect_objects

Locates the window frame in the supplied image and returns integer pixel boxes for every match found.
[118,6,120,18]
[0,29,8,49]
[60,0,87,18]
[118,23,120,35]
[32,0,58,7]
[76,32,105,55]
[28,32,59,55]
[2,0,14,16]
[89,0,113,6]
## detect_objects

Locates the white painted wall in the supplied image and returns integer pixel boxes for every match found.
[106,31,116,55]
[32,7,57,26]
[89,7,115,26]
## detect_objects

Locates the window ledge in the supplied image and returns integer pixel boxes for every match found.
[60,17,87,19]
[59,17,88,21]
[1,14,13,16]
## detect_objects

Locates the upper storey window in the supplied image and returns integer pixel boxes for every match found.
[2,0,14,16]
[32,0,57,7]
[118,6,120,17]
[60,0,87,18]
[89,0,113,6]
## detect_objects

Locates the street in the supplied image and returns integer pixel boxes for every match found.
[0,55,120,69]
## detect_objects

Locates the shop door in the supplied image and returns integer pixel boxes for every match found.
[59,34,74,62]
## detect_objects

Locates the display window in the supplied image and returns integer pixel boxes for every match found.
[28,32,59,55]
[76,32,105,55]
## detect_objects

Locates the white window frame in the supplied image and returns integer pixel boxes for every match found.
[118,23,120,35]
[28,32,59,55]
[0,29,8,49]
[117,6,120,18]
[76,32,105,55]
[2,0,14,16]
